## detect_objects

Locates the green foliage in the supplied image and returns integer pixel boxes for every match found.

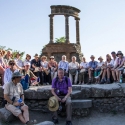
[55,37,66,43]
[0,45,25,59]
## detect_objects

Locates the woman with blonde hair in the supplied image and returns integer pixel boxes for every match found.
[100,54,112,84]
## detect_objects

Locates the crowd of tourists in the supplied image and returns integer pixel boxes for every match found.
[0,50,125,88]
[1,49,125,125]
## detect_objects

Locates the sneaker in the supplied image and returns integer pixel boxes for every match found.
[52,118,58,124]
[46,82,50,85]
[107,78,110,84]
[26,120,37,125]
[78,82,81,85]
[66,121,72,125]
[88,78,91,84]
[100,79,105,84]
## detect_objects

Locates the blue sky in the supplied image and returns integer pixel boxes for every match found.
[0,0,125,61]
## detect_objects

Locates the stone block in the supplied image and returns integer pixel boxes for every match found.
[24,89,38,99]
[71,90,82,99]
[72,85,81,91]
[36,121,55,125]
[0,108,15,122]
[37,86,52,99]
[72,100,92,108]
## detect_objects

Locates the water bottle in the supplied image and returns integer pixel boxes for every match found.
[120,74,123,83]
[17,99,22,108]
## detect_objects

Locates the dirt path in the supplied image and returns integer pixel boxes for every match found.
[0,110,125,125]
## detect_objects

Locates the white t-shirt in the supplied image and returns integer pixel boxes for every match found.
[14,58,23,67]
[110,57,118,67]
[69,62,79,69]
[80,62,89,69]
[97,61,105,67]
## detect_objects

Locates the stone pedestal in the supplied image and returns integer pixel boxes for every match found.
[41,43,83,63]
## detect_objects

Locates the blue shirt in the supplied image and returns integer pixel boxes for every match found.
[58,61,69,72]
[89,61,98,69]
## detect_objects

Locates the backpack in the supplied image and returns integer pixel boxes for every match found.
[20,74,29,90]
[54,76,68,86]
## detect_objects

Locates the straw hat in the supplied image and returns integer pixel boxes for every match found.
[50,56,54,59]
[98,56,103,60]
[90,55,95,58]
[48,96,59,112]
[26,54,31,59]
[116,51,123,56]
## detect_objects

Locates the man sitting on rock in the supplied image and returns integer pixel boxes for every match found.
[50,68,72,125]
[4,72,36,125]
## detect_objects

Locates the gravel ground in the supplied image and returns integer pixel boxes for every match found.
[0,110,125,125]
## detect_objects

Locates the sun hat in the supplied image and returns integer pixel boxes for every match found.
[98,56,103,60]
[26,54,31,59]
[116,51,123,56]
[50,56,54,59]
[24,62,31,66]
[90,55,95,58]
[12,72,22,79]
[48,96,59,112]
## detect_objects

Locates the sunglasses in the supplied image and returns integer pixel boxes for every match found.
[15,77,21,79]
[10,63,15,65]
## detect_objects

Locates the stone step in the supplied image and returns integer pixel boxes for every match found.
[72,99,92,108]
[0,108,15,122]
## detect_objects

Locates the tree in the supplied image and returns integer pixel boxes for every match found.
[55,37,66,43]
[0,45,25,59]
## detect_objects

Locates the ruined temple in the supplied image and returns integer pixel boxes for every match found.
[41,5,83,62]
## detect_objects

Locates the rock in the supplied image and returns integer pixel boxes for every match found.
[36,121,55,125]
[0,108,15,122]
[72,100,92,108]
[37,86,52,99]
[71,90,82,99]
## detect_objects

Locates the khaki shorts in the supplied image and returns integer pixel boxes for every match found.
[5,104,26,117]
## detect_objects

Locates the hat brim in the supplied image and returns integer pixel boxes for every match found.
[90,56,95,58]
[98,58,103,60]
[12,74,22,79]
[48,96,59,112]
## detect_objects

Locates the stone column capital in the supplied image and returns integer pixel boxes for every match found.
[49,14,54,18]
[75,17,80,20]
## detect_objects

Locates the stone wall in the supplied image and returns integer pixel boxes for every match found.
[1,83,125,115]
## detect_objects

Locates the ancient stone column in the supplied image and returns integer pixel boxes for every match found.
[49,15,54,43]
[75,18,80,44]
[65,15,70,43]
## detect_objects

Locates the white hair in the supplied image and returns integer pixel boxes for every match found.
[62,55,66,58]
[72,56,76,59]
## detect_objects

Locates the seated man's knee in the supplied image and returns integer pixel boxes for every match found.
[21,105,28,111]
[66,100,72,106]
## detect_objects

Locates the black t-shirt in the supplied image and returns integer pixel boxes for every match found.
[31,59,41,69]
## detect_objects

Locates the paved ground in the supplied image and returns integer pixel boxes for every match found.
[0,110,125,125]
